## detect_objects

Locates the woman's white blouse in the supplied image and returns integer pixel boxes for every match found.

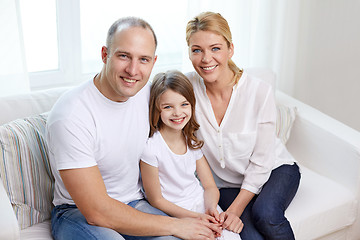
[186,71,295,194]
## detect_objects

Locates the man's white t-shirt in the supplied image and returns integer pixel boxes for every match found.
[46,79,150,206]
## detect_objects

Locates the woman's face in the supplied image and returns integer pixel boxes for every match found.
[188,30,234,84]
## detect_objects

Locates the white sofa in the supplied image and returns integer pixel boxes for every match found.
[1,72,360,240]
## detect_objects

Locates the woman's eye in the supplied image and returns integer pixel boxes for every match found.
[192,49,201,53]
[212,47,220,51]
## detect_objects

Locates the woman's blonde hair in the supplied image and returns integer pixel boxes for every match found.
[149,70,203,149]
[186,11,243,84]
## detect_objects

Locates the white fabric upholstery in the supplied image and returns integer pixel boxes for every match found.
[0,181,20,240]
[20,220,52,240]
[0,87,70,125]
[286,165,357,239]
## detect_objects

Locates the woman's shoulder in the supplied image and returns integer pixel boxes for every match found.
[242,69,274,91]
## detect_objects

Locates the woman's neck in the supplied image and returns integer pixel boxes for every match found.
[204,69,234,99]
[204,69,235,126]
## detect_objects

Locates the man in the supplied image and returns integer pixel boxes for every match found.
[46,17,220,240]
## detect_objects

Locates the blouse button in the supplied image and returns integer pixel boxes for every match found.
[220,158,225,168]
[220,160,225,168]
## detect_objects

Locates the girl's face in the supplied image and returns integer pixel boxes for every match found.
[159,89,192,133]
[188,30,234,84]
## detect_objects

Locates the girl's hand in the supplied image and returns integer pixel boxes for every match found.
[198,213,219,224]
[205,206,220,223]
[195,214,222,239]
[219,211,244,234]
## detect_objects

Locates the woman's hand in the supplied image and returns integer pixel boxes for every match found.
[219,211,244,234]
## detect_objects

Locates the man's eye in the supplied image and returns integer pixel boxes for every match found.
[141,58,149,63]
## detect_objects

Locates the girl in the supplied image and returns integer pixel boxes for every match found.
[185,12,300,240]
[140,70,242,240]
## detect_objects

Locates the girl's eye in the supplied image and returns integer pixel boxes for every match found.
[192,49,201,53]
[182,103,190,107]
[163,106,171,109]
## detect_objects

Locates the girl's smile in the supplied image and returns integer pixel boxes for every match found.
[159,89,192,132]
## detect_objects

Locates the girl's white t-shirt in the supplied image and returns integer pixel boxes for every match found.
[140,131,205,210]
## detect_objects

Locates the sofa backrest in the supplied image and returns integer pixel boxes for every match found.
[0,87,71,125]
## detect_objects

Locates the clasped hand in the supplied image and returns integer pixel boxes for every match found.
[203,208,243,237]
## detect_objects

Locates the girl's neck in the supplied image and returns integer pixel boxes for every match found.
[159,128,187,155]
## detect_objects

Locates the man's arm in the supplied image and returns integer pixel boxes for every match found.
[60,166,220,239]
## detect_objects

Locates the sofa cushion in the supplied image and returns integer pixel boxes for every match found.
[20,220,52,240]
[286,165,357,240]
[0,113,54,230]
[276,104,296,144]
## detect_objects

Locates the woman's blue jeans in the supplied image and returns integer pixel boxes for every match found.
[51,199,179,240]
[219,163,301,240]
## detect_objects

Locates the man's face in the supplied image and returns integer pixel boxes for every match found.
[101,26,157,102]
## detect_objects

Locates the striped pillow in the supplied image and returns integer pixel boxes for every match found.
[0,113,54,229]
[276,104,297,144]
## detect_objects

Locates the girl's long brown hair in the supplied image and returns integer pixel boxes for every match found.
[149,70,203,149]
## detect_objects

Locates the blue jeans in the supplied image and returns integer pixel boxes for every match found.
[51,199,180,240]
[219,163,301,240]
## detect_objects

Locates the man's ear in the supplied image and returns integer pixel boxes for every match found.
[101,46,108,63]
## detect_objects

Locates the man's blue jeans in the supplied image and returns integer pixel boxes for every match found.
[51,199,179,240]
[219,163,301,240]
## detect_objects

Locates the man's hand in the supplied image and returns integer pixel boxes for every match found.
[219,211,244,234]
[173,217,222,240]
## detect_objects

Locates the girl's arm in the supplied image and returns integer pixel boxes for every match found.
[140,160,217,223]
[195,156,220,221]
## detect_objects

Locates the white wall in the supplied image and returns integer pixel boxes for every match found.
[288,0,360,131]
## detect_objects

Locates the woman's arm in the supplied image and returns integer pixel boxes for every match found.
[140,160,216,223]
[218,189,250,234]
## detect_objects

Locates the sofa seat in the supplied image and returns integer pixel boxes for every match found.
[20,221,52,240]
[286,165,357,239]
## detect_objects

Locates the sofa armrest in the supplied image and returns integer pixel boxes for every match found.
[0,182,20,239]
[276,91,360,193]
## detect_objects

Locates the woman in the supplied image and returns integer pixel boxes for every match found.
[185,11,300,240]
